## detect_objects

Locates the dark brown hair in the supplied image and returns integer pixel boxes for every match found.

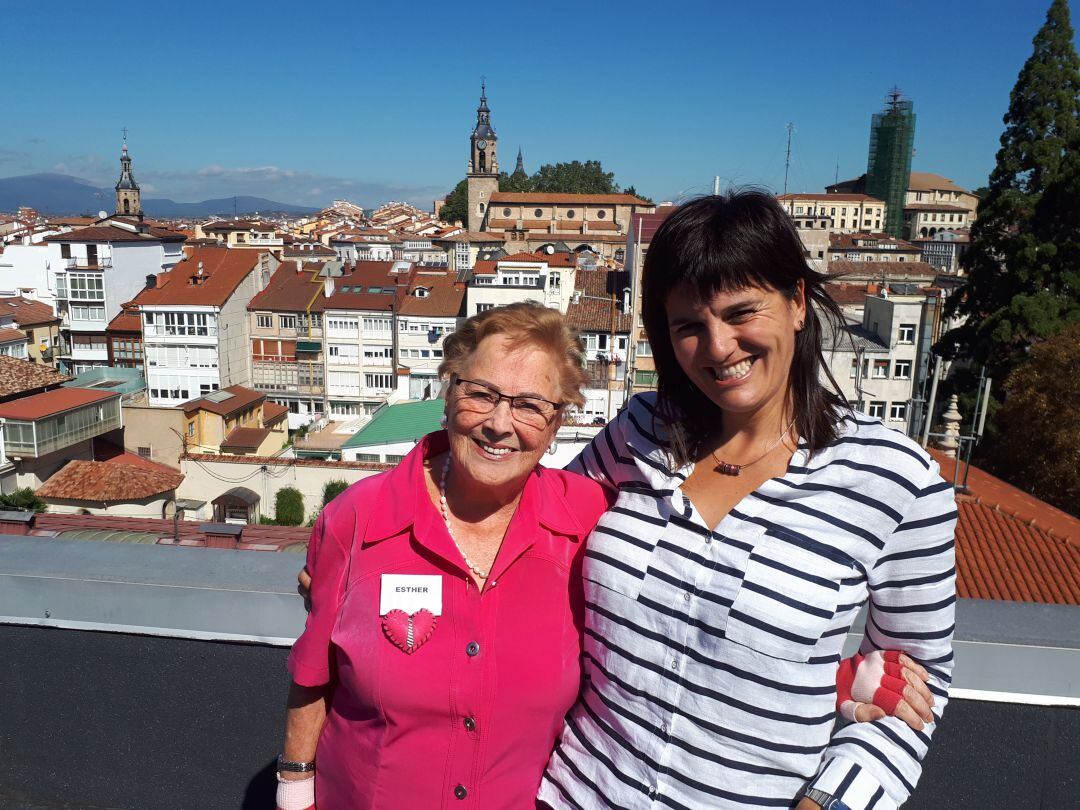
[641,190,848,467]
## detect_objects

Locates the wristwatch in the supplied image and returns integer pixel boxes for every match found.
[803,788,843,809]
[277,753,316,773]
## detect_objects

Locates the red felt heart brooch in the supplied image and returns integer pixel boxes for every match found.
[382,609,437,654]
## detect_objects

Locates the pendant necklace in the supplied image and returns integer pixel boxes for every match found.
[439,456,490,579]
[710,416,798,476]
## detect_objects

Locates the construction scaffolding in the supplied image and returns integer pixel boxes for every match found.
[866,88,916,239]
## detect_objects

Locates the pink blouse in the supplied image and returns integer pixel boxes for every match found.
[288,431,610,809]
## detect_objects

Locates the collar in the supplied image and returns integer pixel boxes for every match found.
[362,430,588,551]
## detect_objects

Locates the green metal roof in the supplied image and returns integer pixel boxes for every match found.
[342,399,444,449]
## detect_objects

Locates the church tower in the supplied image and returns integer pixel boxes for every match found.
[115,132,142,219]
[466,81,499,232]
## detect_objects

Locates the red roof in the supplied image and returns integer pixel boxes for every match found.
[45,224,185,243]
[827,260,938,278]
[932,450,1080,605]
[630,208,674,243]
[36,460,183,502]
[0,387,117,420]
[501,251,549,263]
[398,271,465,318]
[261,401,289,427]
[220,426,271,451]
[566,268,632,333]
[0,356,70,400]
[0,327,26,345]
[137,248,267,307]
[490,192,651,206]
[248,263,325,313]
[182,385,264,417]
[778,193,885,204]
[0,297,60,327]
[106,303,142,333]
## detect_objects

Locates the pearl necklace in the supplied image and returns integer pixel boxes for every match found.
[439,455,490,579]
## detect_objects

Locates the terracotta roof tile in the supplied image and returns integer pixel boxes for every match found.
[106,303,142,333]
[398,272,465,318]
[0,386,115,420]
[220,427,271,451]
[908,172,969,193]
[248,263,326,313]
[565,269,632,333]
[931,450,1080,605]
[0,356,70,399]
[261,401,289,426]
[586,220,620,231]
[137,248,267,307]
[36,460,182,502]
[778,193,885,204]
[490,192,651,206]
[29,513,311,549]
[0,327,26,344]
[45,224,185,243]
[0,297,60,327]
[182,384,263,417]
[827,259,937,278]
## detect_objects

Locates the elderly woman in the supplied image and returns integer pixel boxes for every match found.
[279,300,934,809]
[538,192,956,810]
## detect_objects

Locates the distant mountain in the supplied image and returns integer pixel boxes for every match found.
[0,173,320,217]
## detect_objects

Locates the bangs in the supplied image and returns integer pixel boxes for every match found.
[651,190,806,302]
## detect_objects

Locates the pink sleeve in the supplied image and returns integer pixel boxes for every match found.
[287,503,356,686]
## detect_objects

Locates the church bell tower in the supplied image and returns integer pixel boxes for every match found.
[115,131,142,219]
[466,81,499,232]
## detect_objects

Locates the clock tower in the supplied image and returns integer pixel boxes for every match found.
[466,81,499,232]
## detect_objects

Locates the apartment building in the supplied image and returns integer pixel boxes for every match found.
[564,267,632,422]
[431,230,508,277]
[396,269,465,399]
[828,232,922,263]
[624,209,673,393]
[41,220,186,374]
[0,297,61,365]
[195,220,286,254]
[181,385,288,456]
[778,193,887,234]
[135,248,278,406]
[464,251,576,317]
[247,262,329,429]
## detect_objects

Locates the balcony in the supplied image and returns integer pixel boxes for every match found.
[63,256,112,270]
[0,535,1075,808]
[0,390,122,458]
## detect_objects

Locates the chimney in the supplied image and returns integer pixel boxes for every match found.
[200,522,242,549]
[295,258,303,273]
[145,274,157,289]
[324,277,335,297]
[0,510,35,536]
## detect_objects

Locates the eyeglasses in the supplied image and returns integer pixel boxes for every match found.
[452,377,562,429]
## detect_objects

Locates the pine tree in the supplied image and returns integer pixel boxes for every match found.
[940,0,1080,380]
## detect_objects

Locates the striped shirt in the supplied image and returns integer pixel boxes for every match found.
[539,393,956,810]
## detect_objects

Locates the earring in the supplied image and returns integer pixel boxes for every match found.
[439,413,448,427]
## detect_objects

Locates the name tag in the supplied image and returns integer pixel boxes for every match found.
[379,574,443,616]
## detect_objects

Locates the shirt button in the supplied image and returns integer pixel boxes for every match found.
[463,716,476,732]
[670,658,679,671]
[683,591,692,602]
[705,535,712,545]
[466,641,480,657]
[454,785,468,800]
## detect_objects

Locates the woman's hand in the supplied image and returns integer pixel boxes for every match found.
[298,565,312,611]
[838,650,935,731]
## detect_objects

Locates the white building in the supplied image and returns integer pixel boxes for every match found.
[42,221,186,374]
[823,291,943,438]
[396,269,465,400]
[464,251,577,317]
[134,248,277,406]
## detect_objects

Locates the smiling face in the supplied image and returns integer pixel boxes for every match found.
[444,332,562,497]
[666,282,805,421]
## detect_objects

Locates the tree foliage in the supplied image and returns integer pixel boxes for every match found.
[274,487,305,526]
[322,479,350,508]
[439,179,468,226]
[984,324,1080,516]
[0,487,47,513]
[939,0,1080,382]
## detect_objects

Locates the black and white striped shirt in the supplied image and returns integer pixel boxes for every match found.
[539,393,956,810]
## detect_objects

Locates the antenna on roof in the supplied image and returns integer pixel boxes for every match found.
[783,122,795,196]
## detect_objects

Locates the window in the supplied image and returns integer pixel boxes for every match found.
[889,402,908,422]
[534,208,543,218]
[898,323,916,344]
[635,370,658,387]
[61,243,72,259]
[565,210,576,219]
[476,303,494,313]
[849,357,869,378]
[363,346,392,363]
[257,314,273,329]
[328,343,359,361]
[868,401,886,418]
[70,305,106,321]
[636,340,652,357]
[327,316,359,335]
[893,359,912,379]
[354,453,379,462]
[279,314,297,330]
[362,317,391,333]
[872,359,889,379]
[597,210,607,219]
[330,401,359,417]
[187,422,195,437]
[68,273,104,300]
[365,372,393,390]
[502,207,511,216]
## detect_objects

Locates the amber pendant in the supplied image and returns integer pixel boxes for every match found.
[716,461,742,476]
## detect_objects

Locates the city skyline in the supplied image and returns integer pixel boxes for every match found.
[2,0,1075,209]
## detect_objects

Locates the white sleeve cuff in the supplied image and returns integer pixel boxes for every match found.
[809,756,898,810]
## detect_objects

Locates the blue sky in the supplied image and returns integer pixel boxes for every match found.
[2,0,1074,208]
